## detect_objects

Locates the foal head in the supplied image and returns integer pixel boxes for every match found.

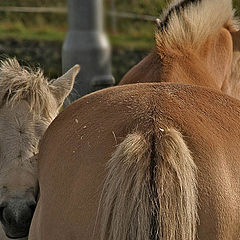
[0,59,79,238]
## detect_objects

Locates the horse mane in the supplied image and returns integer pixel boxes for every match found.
[156,0,239,54]
[0,58,55,118]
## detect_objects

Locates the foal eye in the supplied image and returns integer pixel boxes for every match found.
[19,129,24,134]
[18,151,22,158]
[26,187,34,193]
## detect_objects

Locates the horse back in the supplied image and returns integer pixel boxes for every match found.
[30,83,240,240]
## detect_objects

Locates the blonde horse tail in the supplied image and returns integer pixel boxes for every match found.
[101,128,198,240]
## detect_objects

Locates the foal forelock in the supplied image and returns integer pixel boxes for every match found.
[0,58,56,119]
[156,0,239,54]
[0,106,44,172]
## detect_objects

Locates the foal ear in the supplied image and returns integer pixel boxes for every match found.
[49,65,80,107]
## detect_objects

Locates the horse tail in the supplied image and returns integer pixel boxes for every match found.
[101,128,198,240]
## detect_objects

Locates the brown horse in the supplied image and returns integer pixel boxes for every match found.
[0,59,79,240]
[29,0,240,239]
[120,2,240,100]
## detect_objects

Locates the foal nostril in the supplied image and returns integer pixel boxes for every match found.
[1,207,16,226]
[0,201,8,223]
[27,200,36,214]
[0,201,7,209]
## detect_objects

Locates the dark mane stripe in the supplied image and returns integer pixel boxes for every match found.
[155,0,236,57]
[159,0,201,30]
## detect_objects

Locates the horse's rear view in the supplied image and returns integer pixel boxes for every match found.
[29,84,240,240]
[29,0,240,239]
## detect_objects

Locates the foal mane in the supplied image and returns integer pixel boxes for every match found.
[0,58,54,118]
[156,0,239,54]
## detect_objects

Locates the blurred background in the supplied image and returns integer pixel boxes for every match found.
[0,0,239,83]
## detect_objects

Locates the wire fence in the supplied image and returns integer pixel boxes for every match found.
[0,6,157,31]
[0,6,67,13]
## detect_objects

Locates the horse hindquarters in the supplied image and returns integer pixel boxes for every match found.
[101,128,198,240]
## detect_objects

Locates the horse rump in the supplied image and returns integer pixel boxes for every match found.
[101,128,198,240]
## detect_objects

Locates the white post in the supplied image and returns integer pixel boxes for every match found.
[62,0,115,105]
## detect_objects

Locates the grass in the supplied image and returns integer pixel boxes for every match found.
[0,23,155,49]
[0,0,161,50]
[0,16,156,50]
[0,23,65,41]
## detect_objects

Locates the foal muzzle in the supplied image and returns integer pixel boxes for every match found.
[0,198,36,238]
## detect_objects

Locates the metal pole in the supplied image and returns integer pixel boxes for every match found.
[62,0,115,105]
